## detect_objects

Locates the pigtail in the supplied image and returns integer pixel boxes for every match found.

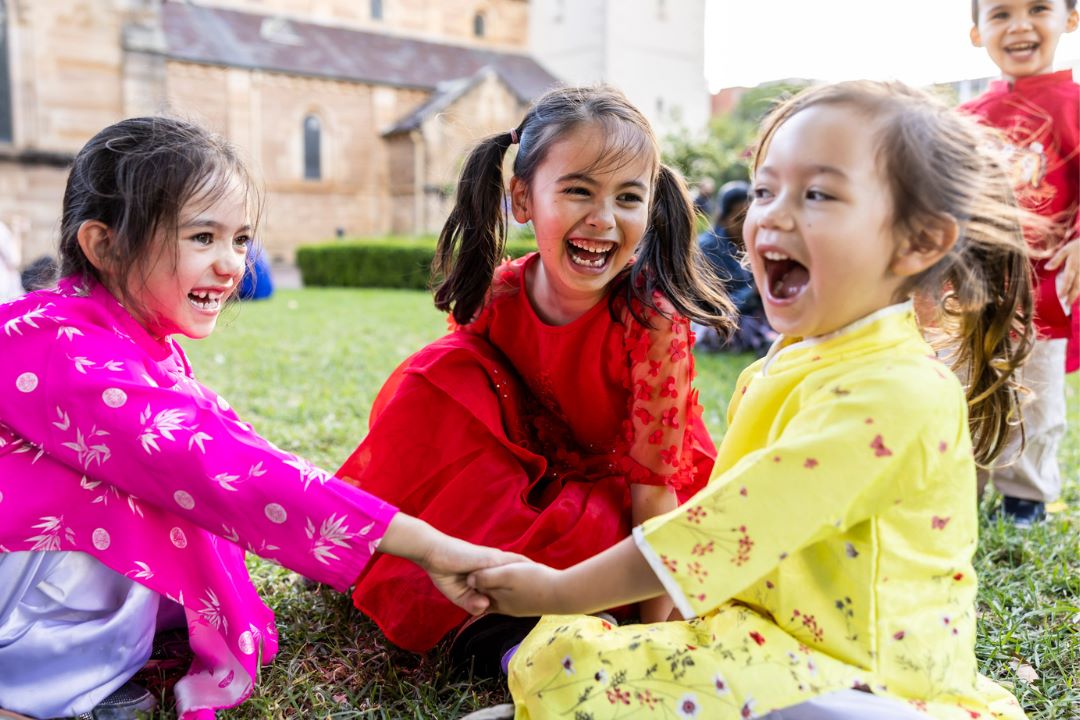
[432,130,517,325]
[624,164,736,335]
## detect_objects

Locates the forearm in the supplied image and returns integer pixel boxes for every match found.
[377,512,434,563]
[554,536,666,615]
[630,485,677,621]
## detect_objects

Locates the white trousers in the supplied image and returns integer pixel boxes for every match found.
[761,690,928,719]
[0,551,160,718]
[981,338,1067,502]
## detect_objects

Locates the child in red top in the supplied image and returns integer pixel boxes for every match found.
[336,85,732,669]
[962,0,1079,525]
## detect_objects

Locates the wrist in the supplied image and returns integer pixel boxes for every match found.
[380,513,435,565]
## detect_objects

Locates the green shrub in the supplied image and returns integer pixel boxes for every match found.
[296,237,536,289]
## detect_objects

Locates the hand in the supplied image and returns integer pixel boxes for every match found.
[418,536,530,616]
[377,514,528,615]
[1046,238,1079,307]
[468,561,566,617]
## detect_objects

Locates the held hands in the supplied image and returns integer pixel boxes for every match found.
[1047,238,1079,307]
[377,514,530,616]
[467,561,567,617]
[418,535,531,616]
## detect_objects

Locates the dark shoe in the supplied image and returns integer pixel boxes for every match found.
[70,681,157,720]
[448,614,538,679]
[998,496,1046,528]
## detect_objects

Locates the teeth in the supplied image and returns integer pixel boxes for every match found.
[189,289,224,310]
[762,251,790,261]
[568,238,616,253]
[569,253,606,268]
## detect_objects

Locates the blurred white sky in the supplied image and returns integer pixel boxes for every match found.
[704,0,1080,91]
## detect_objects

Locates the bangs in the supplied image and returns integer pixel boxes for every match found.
[578,116,658,180]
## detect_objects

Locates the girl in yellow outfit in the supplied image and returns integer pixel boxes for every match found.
[469,81,1035,720]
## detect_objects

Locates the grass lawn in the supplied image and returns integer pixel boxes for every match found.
[161,287,1078,719]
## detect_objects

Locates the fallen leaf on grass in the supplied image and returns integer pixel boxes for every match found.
[1008,658,1039,683]
[1044,501,1067,513]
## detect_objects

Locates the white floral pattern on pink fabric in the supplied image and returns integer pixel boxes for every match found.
[0,277,399,719]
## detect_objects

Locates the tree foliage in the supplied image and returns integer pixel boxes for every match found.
[662,81,810,188]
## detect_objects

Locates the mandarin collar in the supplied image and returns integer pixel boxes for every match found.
[989,68,1074,93]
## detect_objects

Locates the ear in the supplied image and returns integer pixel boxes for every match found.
[76,220,115,272]
[1066,8,1079,33]
[509,176,530,224]
[970,25,984,48]
[891,215,959,278]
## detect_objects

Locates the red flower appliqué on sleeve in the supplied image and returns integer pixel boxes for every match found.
[661,407,680,428]
[669,338,687,362]
[660,376,678,398]
[660,445,678,467]
[635,379,653,401]
[634,407,655,425]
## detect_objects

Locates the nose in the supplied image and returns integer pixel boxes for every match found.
[214,242,247,281]
[756,194,795,232]
[585,198,615,231]
[1008,14,1034,31]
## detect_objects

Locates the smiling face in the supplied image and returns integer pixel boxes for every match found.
[971,0,1079,80]
[510,121,654,323]
[744,104,910,339]
[132,176,253,339]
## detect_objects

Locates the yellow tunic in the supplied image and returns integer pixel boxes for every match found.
[508,304,1026,719]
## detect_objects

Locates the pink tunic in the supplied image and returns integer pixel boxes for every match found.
[0,277,399,719]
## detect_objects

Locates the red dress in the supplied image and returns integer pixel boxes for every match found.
[337,253,716,652]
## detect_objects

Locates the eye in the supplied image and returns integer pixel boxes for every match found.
[805,189,834,201]
[1031,3,1050,13]
[750,186,773,202]
[990,9,1008,19]
[190,232,214,246]
[563,186,590,197]
[234,234,252,249]
[618,191,644,204]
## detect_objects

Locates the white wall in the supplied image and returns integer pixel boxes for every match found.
[529,0,708,137]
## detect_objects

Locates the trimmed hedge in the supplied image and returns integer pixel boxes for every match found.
[297,237,536,289]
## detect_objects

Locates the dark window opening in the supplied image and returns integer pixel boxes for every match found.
[303,115,321,180]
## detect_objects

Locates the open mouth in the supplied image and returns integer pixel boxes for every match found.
[566,238,617,269]
[1005,41,1039,56]
[188,289,225,311]
[763,250,809,301]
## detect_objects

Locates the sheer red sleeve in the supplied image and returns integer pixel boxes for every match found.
[618,294,706,492]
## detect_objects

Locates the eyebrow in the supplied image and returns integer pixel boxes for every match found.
[757,164,851,180]
[556,172,648,191]
[181,218,253,233]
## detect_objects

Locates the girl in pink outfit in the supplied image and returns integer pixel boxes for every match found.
[0,117,518,720]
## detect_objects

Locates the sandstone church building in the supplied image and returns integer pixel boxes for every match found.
[0,0,708,264]
[0,0,558,262]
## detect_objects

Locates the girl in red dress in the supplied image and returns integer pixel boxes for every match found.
[337,85,734,670]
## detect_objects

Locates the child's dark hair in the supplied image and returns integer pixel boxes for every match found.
[59,116,257,318]
[972,0,1076,22]
[752,81,1034,466]
[432,85,734,333]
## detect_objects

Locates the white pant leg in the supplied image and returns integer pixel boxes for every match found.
[0,551,159,718]
[988,338,1067,502]
[762,690,928,719]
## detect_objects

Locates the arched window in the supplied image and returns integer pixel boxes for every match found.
[0,0,11,142]
[371,0,383,20]
[303,115,321,180]
[473,12,485,38]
